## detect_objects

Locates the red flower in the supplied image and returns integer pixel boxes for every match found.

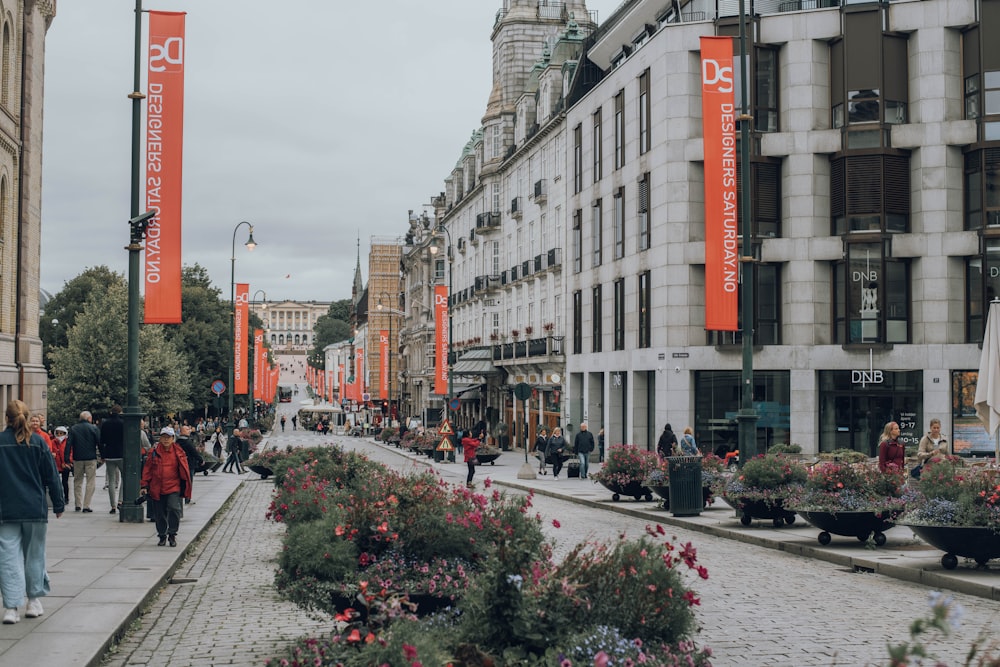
[403,644,418,660]
[552,519,561,528]
[347,629,362,643]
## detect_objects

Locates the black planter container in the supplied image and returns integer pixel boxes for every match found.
[796,509,900,546]
[599,479,653,502]
[902,523,1000,569]
[724,496,796,528]
[247,464,274,480]
[476,453,501,465]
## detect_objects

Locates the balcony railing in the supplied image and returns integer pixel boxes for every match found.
[491,336,565,362]
[547,247,562,268]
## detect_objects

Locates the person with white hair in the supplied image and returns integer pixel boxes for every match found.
[139,427,192,547]
[67,411,101,513]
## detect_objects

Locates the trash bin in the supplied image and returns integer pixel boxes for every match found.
[667,456,703,517]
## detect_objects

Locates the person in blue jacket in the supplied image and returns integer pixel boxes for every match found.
[0,399,65,624]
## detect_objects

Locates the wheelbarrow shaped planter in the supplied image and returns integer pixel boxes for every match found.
[795,509,901,546]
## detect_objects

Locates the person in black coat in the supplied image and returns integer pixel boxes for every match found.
[534,428,549,475]
[573,422,596,479]
[176,425,204,504]
[545,427,568,478]
[222,429,245,474]
[657,424,678,459]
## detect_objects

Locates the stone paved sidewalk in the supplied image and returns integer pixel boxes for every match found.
[101,478,327,667]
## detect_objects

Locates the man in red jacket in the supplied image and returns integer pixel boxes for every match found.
[140,427,191,547]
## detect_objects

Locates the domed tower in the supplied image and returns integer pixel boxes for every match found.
[481,0,596,168]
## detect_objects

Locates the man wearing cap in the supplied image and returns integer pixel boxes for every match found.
[139,427,192,547]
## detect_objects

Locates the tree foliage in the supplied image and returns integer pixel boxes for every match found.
[309,298,352,367]
[47,281,191,426]
[41,266,124,371]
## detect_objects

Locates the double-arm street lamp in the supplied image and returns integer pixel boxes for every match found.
[429,224,455,460]
[229,221,257,434]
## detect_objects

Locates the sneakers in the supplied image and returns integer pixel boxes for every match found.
[109,507,116,514]
[82,508,93,513]
[157,536,167,546]
[25,598,43,618]
[168,535,177,547]
[2,608,18,624]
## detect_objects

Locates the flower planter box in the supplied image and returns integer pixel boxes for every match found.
[901,523,1000,569]
[247,464,274,480]
[796,509,900,546]
[599,480,653,502]
[724,496,797,528]
[476,453,501,466]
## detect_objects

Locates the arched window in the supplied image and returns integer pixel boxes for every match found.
[1,21,10,108]
[0,175,7,241]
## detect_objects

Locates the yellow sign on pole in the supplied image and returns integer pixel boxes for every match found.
[439,420,454,435]
[436,435,454,452]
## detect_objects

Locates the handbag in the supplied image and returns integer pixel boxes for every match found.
[910,463,923,479]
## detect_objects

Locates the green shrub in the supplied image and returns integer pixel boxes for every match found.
[767,442,802,454]
[278,516,357,583]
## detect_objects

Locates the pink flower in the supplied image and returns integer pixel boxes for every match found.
[552,519,561,528]
[594,651,610,667]
[402,644,418,660]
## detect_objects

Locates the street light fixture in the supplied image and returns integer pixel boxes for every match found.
[377,293,403,425]
[229,221,256,435]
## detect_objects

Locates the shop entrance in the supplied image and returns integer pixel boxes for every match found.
[818,371,922,456]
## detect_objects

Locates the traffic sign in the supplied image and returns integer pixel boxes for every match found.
[436,436,454,452]
[514,382,532,401]
[362,392,371,402]
[439,420,454,435]
[448,397,461,411]
[211,380,226,396]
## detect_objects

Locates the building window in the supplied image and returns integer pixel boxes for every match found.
[592,199,603,267]
[593,108,603,183]
[638,271,651,348]
[613,187,625,259]
[833,239,910,345]
[434,259,445,282]
[613,278,625,350]
[695,370,790,456]
[638,172,650,250]
[614,89,625,170]
[572,209,583,273]
[831,154,910,235]
[754,47,779,133]
[829,12,909,140]
[592,284,603,353]
[966,236,1000,342]
[573,124,583,193]
[638,69,650,154]
[964,148,1000,231]
[572,290,582,354]
[707,259,781,346]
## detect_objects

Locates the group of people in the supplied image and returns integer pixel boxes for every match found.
[656,423,699,459]
[533,422,598,479]
[877,418,950,477]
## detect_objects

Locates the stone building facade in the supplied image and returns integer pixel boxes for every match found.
[254,300,329,351]
[4,1,54,413]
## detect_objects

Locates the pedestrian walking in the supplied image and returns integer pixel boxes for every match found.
[546,427,567,478]
[280,415,286,432]
[678,427,699,456]
[139,427,191,547]
[573,422,595,479]
[878,421,905,473]
[50,426,72,504]
[176,425,204,505]
[208,426,224,459]
[0,399,65,624]
[462,431,480,488]
[535,428,549,475]
[99,405,125,514]
[291,414,297,431]
[913,418,949,479]
[597,427,605,463]
[223,429,245,474]
[656,424,677,460]
[67,411,101,513]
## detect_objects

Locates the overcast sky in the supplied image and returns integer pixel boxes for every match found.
[40,1,621,305]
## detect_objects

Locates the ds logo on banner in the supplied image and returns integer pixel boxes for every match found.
[150,37,184,72]
[435,293,448,307]
[380,334,388,344]
[235,292,249,305]
[702,59,733,93]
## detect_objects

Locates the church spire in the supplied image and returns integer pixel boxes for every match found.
[351,233,364,307]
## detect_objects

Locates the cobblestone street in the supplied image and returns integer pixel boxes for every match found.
[100,430,1000,666]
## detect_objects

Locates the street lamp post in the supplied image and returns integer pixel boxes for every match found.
[377,294,403,425]
[229,221,257,435]
[430,224,455,461]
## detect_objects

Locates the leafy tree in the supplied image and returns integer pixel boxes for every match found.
[47,281,191,426]
[309,298,352,368]
[41,266,124,372]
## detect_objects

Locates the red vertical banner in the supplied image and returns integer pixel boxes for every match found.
[234,283,249,394]
[319,369,325,401]
[253,329,264,400]
[144,11,186,324]
[338,364,345,403]
[701,36,739,332]
[379,329,389,400]
[327,370,334,403]
[434,285,449,395]
[356,348,365,399]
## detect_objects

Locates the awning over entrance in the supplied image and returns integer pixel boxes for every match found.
[452,348,501,376]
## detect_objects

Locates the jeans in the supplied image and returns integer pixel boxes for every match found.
[73,459,97,509]
[105,458,123,509]
[0,522,50,609]
[466,461,476,484]
[151,492,182,537]
[223,451,242,473]
[578,452,590,479]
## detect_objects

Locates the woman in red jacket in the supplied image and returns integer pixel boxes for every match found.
[461,432,480,489]
[878,421,905,473]
[140,427,191,547]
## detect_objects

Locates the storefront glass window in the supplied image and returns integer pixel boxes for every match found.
[693,371,790,457]
[818,370,922,456]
